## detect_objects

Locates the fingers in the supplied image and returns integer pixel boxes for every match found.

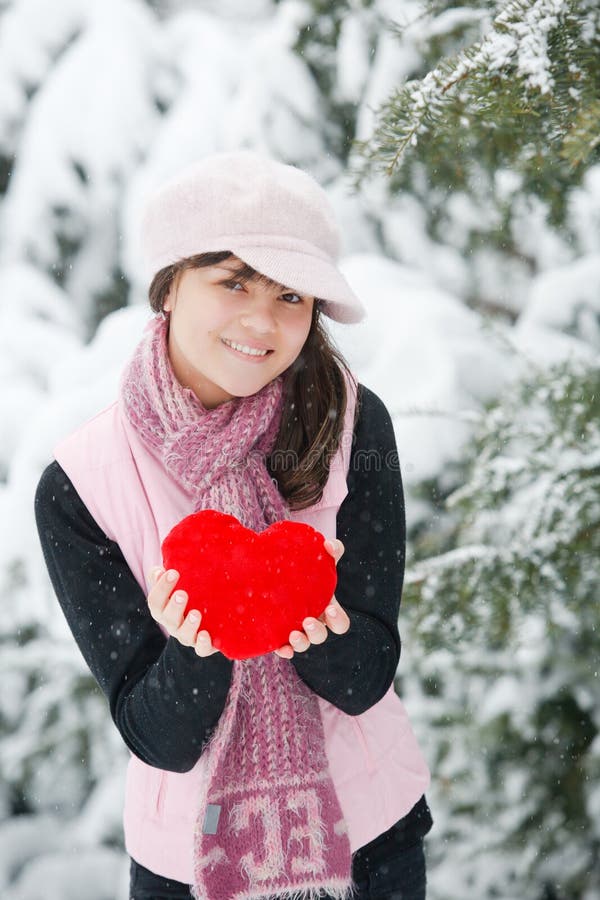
[176,607,202,647]
[146,566,217,655]
[301,617,328,645]
[321,596,350,635]
[274,540,348,660]
[289,630,312,654]
[274,615,333,659]
[323,538,345,565]
[147,567,180,620]
[194,630,219,657]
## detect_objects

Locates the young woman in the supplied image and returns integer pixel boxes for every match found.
[35,151,432,900]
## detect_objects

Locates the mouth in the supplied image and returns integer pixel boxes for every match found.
[221,338,274,360]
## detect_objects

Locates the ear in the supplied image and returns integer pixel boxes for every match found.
[163,284,175,313]
[163,270,182,313]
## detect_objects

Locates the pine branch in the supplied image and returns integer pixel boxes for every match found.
[355,0,598,181]
[561,98,600,166]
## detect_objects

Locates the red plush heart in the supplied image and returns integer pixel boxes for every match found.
[161,509,337,660]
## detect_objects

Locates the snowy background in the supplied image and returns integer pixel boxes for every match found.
[0,0,598,898]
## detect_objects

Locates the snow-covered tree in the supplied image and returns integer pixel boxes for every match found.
[1,0,598,897]
[348,2,600,896]
[400,354,600,898]
[0,0,171,335]
[0,1,382,895]
[352,0,600,316]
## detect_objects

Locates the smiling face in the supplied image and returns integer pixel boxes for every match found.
[162,257,315,408]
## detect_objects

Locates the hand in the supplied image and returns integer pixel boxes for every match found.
[273,538,350,660]
[146,566,219,658]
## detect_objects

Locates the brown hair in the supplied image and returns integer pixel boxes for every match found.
[148,252,358,510]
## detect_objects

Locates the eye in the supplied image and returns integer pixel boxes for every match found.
[220,278,246,292]
[280,292,303,304]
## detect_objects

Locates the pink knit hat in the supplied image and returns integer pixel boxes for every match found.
[140,150,365,324]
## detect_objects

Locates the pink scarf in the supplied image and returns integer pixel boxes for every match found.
[121,316,353,900]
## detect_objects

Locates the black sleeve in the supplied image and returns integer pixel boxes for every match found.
[34,462,234,773]
[291,384,405,716]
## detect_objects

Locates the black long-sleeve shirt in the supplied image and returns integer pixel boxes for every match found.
[35,385,431,840]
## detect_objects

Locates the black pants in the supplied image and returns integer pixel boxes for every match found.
[130,820,428,899]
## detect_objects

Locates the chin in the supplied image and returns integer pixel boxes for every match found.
[232,381,271,398]
[219,374,273,399]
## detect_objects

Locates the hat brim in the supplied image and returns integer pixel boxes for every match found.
[228,244,365,324]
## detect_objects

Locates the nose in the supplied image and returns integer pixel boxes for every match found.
[239,294,277,335]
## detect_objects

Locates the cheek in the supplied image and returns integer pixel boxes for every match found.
[287,309,313,351]
[278,332,306,366]
[171,300,225,342]
[295,318,313,356]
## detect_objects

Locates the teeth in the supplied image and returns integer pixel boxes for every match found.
[223,339,269,357]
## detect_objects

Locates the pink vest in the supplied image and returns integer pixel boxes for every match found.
[55,379,430,884]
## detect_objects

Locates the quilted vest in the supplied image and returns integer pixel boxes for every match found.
[55,377,430,884]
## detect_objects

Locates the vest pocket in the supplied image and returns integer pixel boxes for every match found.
[351,717,376,775]
[153,770,166,818]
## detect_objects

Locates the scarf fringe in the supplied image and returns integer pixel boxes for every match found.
[191,878,357,900]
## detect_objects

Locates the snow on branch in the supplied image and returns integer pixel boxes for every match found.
[359,0,586,176]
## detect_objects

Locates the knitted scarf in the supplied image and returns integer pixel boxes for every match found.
[120,316,353,900]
